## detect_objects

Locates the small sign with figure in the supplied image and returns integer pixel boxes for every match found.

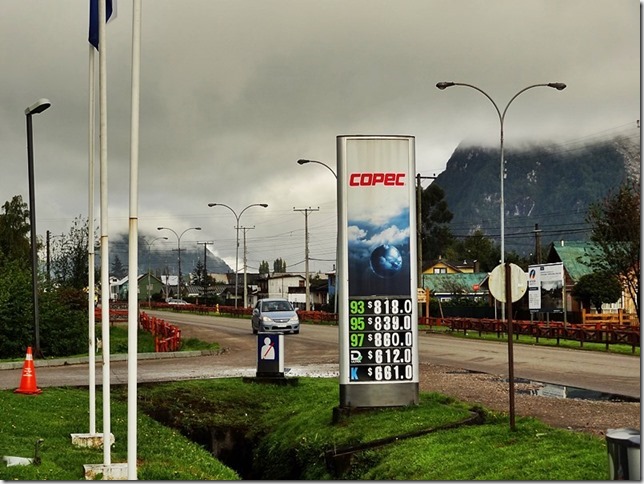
[256,333,284,377]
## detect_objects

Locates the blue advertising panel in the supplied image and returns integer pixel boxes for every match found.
[337,135,419,408]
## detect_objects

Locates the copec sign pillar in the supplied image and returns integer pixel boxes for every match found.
[337,135,419,408]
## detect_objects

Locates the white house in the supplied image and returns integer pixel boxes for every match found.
[266,274,306,301]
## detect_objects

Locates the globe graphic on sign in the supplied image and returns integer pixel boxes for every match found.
[369,244,403,278]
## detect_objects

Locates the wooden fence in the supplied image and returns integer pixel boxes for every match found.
[581,310,639,327]
[422,316,640,353]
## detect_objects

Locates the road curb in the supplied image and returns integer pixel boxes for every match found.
[0,349,219,371]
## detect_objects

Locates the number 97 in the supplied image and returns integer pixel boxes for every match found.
[350,333,364,347]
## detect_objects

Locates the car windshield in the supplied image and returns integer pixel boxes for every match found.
[262,301,291,312]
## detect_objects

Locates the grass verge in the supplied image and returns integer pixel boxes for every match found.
[0,387,238,480]
[1,377,608,480]
[422,325,640,356]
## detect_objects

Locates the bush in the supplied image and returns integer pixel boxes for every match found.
[0,260,33,357]
[39,286,87,357]
[0,260,87,359]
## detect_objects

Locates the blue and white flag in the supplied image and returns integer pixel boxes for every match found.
[88,0,115,49]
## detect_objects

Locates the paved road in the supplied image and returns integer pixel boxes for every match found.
[1,311,639,398]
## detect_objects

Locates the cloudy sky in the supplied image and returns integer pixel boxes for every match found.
[1,0,639,275]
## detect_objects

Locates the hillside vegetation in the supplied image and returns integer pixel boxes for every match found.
[434,133,640,255]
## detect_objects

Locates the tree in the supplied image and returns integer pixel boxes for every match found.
[420,183,455,262]
[259,260,270,275]
[0,258,86,359]
[50,216,94,290]
[571,272,623,313]
[586,180,640,316]
[0,195,31,266]
[449,229,500,273]
[273,258,286,273]
[192,259,210,292]
[111,254,127,279]
[0,203,89,359]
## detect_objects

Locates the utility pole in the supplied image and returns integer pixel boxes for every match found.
[46,230,52,284]
[415,173,437,291]
[533,224,542,264]
[239,227,254,308]
[197,241,214,299]
[293,207,319,311]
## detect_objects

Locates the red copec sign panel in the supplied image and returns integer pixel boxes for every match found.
[349,172,406,186]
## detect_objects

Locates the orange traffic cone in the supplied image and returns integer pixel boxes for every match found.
[14,347,42,395]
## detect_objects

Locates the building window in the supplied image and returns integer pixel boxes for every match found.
[433,268,447,274]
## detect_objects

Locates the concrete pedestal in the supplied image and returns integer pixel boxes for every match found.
[83,462,128,480]
[70,433,114,449]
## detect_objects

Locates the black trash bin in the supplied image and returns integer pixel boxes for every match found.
[606,428,640,480]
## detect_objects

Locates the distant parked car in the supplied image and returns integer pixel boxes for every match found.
[167,298,189,305]
[251,298,300,334]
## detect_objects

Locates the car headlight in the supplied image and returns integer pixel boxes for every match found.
[289,315,299,323]
[261,316,272,323]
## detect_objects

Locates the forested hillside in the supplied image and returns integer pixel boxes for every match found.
[433,133,640,255]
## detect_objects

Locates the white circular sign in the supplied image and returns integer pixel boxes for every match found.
[488,263,528,303]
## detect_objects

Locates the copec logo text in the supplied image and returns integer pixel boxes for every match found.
[349,172,405,187]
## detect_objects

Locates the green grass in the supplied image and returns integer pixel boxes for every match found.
[1,325,220,365]
[0,321,622,479]
[356,415,606,480]
[0,378,610,480]
[109,324,220,354]
[0,387,238,480]
[422,325,640,356]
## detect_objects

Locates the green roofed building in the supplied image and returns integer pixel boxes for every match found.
[546,240,637,319]
[546,240,599,283]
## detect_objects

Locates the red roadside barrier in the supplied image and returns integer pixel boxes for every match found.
[139,311,182,352]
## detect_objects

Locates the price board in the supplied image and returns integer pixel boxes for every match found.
[348,297,414,382]
[337,135,419,408]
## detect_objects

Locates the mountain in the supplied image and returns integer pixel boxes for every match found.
[433,133,640,256]
[107,234,232,278]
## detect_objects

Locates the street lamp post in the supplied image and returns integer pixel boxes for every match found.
[437,81,565,432]
[25,98,51,357]
[207,203,268,308]
[297,159,338,179]
[157,227,201,299]
[297,159,338,314]
[144,236,167,307]
[436,81,566,319]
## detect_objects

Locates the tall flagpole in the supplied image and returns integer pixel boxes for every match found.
[127,0,142,479]
[88,44,97,437]
[98,0,112,466]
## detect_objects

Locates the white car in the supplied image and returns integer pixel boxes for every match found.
[167,298,189,305]
[251,298,300,334]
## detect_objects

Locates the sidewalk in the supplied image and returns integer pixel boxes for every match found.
[0,349,219,371]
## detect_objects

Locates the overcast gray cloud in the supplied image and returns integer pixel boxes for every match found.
[0,0,639,274]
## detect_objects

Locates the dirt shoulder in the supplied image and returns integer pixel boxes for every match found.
[417,363,640,437]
